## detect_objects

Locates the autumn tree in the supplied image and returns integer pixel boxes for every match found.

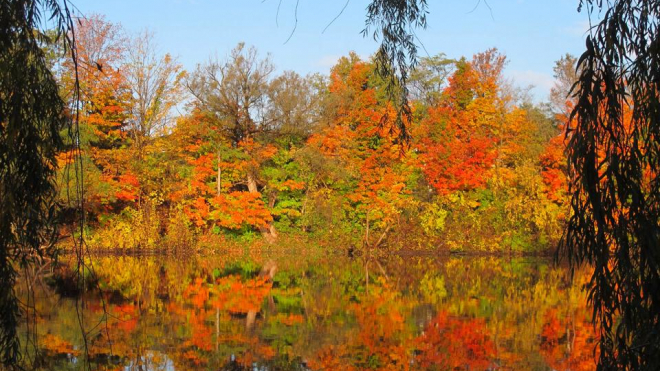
[57,15,140,213]
[416,50,510,196]
[540,55,578,205]
[125,30,183,153]
[308,55,412,248]
[412,49,562,251]
[186,43,313,239]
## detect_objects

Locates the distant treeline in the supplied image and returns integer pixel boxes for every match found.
[52,15,577,253]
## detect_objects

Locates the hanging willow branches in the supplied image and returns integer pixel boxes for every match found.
[560,0,660,369]
[363,0,428,142]
[265,0,428,142]
[0,0,77,368]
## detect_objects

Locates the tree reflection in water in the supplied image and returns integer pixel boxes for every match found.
[23,254,597,370]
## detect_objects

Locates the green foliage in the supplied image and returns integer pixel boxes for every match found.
[217,259,261,279]
[262,148,306,232]
[272,294,303,314]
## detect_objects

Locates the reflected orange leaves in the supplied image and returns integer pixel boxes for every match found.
[175,275,276,365]
[40,334,80,357]
[212,275,272,314]
[111,303,138,333]
[311,296,498,371]
[311,285,410,371]
[351,289,410,370]
[33,257,599,371]
[183,349,206,366]
[415,311,495,370]
[184,277,210,309]
[311,345,357,371]
[541,308,598,371]
[275,313,304,326]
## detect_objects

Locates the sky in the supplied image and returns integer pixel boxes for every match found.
[69,0,596,101]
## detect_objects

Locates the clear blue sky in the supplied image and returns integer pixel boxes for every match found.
[70,0,594,101]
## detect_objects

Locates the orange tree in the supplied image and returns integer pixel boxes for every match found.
[184,44,317,240]
[307,55,413,248]
[165,110,273,236]
[412,49,559,251]
[57,15,136,215]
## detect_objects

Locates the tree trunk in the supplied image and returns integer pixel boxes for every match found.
[247,172,258,193]
[215,307,219,352]
[246,261,277,330]
[247,172,277,241]
[216,152,222,196]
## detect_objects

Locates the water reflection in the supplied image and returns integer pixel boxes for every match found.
[24,254,597,370]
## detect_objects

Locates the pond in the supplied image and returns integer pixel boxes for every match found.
[22,252,597,370]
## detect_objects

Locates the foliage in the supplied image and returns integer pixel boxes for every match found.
[46,20,570,254]
[29,254,599,371]
[89,201,161,250]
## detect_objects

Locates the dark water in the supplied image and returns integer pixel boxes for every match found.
[22,252,597,370]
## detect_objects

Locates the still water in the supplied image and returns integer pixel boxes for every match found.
[24,252,597,370]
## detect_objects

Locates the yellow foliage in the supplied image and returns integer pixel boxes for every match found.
[90,202,161,250]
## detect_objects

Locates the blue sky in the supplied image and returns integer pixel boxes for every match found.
[70,0,594,101]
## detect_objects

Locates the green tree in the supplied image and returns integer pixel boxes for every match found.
[408,53,455,108]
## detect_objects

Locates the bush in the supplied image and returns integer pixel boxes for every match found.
[163,206,196,252]
[89,201,161,250]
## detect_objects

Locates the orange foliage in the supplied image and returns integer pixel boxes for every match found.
[211,192,273,229]
[418,105,497,194]
[308,58,412,230]
[415,311,495,370]
[41,334,80,356]
[416,49,532,195]
[212,275,272,314]
[310,284,411,371]
[169,112,278,232]
[276,313,304,326]
[59,15,138,211]
[540,308,599,371]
